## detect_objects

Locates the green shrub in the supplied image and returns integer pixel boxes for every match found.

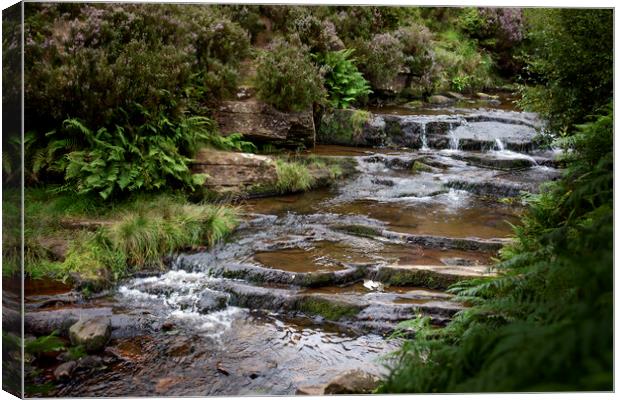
[433,30,494,92]
[394,24,438,94]
[518,9,612,132]
[255,39,326,112]
[314,49,372,108]
[353,33,405,90]
[23,3,251,177]
[222,5,265,43]
[328,6,421,44]
[317,109,372,145]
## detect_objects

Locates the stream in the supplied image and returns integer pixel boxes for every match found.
[25,100,562,396]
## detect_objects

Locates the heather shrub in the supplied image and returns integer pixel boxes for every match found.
[353,33,405,90]
[22,3,252,196]
[24,3,250,134]
[394,24,438,94]
[330,6,420,44]
[289,13,344,53]
[222,5,265,43]
[255,39,326,112]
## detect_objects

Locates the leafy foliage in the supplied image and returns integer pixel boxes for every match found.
[518,9,613,131]
[314,49,372,108]
[434,30,495,93]
[43,114,251,199]
[255,39,326,112]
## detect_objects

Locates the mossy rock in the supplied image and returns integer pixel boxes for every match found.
[373,268,459,290]
[317,109,373,146]
[411,160,433,174]
[295,296,361,320]
[334,224,383,238]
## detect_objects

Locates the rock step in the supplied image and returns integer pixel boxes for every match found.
[24,307,155,338]
[448,152,537,170]
[317,109,542,151]
[369,229,509,252]
[207,280,464,331]
[371,264,494,290]
[179,252,496,291]
[446,179,530,198]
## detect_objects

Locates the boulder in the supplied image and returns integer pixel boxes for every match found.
[213,100,315,148]
[69,316,111,353]
[192,148,277,191]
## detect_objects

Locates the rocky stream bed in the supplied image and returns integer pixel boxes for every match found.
[22,102,562,396]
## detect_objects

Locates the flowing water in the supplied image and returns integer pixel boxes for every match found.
[25,101,562,397]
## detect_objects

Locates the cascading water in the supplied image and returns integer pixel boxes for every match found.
[448,123,460,151]
[420,123,429,151]
[495,138,505,151]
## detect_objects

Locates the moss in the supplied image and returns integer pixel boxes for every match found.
[375,268,458,290]
[411,160,433,174]
[296,296,361,320]
[334,224,383,238]
[296,272,337,287]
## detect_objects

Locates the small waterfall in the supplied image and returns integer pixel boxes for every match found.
[420,123,429,150]
[494,138,505,151]
[448,123,460,151]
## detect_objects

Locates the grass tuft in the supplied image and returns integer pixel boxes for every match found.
[275,159,316,193]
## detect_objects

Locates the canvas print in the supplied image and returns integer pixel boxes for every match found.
[2,2,613,397]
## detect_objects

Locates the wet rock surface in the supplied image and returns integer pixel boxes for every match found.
[26,101,562,396]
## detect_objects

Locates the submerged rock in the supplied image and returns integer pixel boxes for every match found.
[196,290,229,313]
[69,316,112,353]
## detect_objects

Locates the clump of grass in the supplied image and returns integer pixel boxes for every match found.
[22,190,239,289]
[275,159,316,193]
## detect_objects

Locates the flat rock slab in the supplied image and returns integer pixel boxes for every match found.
[192,148,277,191]
[214,100,315,148]
[373,264,495,290]
[25,307,152,339]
